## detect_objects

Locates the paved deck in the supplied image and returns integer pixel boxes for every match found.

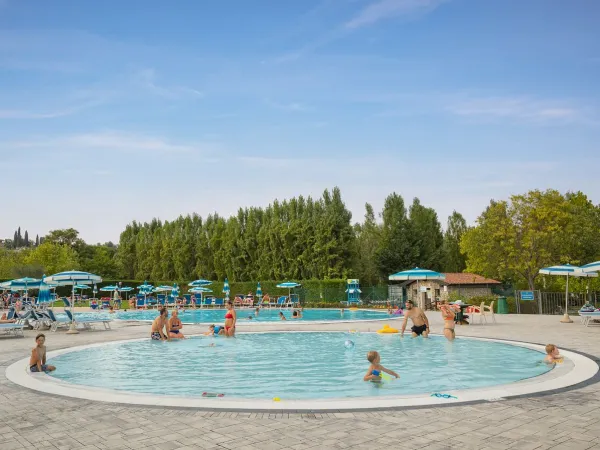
[2,311,600,450]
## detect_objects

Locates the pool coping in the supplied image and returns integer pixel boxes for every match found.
[68,307,400,326]
[6,333,599,413]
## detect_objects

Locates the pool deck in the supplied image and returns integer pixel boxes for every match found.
[2,310,600,449]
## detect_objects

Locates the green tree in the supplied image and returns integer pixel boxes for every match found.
[461,189,572,289]
[375,193,412,277]
[44,228,85,254]
[442,211,468,272]
[354,203,381,285]
[23,242,79,275]
[407,198,444,270]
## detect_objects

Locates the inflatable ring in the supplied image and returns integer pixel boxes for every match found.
[377,324,399,334]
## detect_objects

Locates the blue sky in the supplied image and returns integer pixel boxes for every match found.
[1,0,599,243]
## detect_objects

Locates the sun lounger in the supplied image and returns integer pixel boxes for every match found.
[234,296,244,307]
[578,311,600,327]
[0,323,24,337]
[64,310,112,331]
[213,298,224,308]
[276,296,291,308]
[46,309,71,332]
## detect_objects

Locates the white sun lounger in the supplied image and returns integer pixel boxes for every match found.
[578,311,600,327]
[64,310,111,330]
[0,323,25,337]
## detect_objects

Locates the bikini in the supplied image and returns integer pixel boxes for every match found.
[170,319,181,334]
[225,311,234,332]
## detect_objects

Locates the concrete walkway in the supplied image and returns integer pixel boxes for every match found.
[1,311,600,450]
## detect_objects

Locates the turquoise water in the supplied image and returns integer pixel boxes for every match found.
[59,308,390,323]
[48,332,551,399]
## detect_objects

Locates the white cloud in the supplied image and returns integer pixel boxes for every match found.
[447,96,585,124]
[136,68,204,100]
[7,131,215,155]
[264,99,312,112]
[345,0,447,29]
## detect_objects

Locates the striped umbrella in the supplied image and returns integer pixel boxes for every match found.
[38,275,52,304]
[190,286,212,305]
[539,264,598,323]
[277,281,301,299]
[581,261,600,273]
[44,270,102,334]
[222,278,230,298]
[189,279,212,287]
[256,282,262,299]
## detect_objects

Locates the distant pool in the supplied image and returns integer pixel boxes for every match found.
[47,332,552,400]
[59,308,393,323]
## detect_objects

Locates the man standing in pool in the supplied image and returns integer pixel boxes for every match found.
[400,299,430,338]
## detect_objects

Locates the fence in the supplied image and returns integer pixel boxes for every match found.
[516,290,599,315]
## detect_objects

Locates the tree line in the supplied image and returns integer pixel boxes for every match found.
[1,188,599,292]
[3,227,43,249]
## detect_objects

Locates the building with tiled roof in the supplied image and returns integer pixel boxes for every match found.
[390,272,501,309]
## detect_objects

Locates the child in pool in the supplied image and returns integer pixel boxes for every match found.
[204,324,225,336]
[364,350,399,382]
[279,311,286,321]
[544,344,563,364]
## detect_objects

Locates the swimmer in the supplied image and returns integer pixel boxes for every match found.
[30,333,56,373]
[255,307,260,316]
[292,310,300,319]
[204,324,225,336]
[150,308,170,341]
[279,311,286,321]
[401,299,430,338]
[439,300,458,341]
[108,305,115,314]
[363,351,399,382]
[544,344,563,364]
[168,309,185,339]
[224,300,236,337]
[341,308,345,314]
[247,315,253,320]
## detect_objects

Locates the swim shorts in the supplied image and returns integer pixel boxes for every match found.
[151,332,161,340]
[411,324,428,336]
[30,364,48,373]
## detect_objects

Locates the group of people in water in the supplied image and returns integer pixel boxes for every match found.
[151,300,238,340]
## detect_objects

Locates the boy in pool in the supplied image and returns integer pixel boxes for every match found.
[364,350,399,383]
[544,344,563,364]
[204,324,224,336]
[30,333,56,373]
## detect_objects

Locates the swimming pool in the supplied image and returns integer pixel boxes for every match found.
[59,308,391,323]
[46,332,552,400]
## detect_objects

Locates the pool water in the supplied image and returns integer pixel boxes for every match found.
[48,332,551,400]
[59,308,390,323]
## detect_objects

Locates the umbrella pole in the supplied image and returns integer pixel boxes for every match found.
[561,274,573,323]
[66,284,80,334]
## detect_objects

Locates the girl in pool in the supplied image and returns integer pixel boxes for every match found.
[364,351,399,383]
[168,309,185,339]
[279,311,286,321]
[439,300,458,341]
[151,308,170,341]
[224,300,236,337]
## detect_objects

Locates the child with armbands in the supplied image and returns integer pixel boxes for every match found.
[364,350,399,382]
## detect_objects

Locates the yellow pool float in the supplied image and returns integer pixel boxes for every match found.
[349,307,359,311]
[377,324,399,334]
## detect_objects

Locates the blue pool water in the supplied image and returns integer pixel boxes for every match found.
[59,308,390,323]
[48,332,551,399]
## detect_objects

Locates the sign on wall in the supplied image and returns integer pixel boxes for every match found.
[520,291,535,301]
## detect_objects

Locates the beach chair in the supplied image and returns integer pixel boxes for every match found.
[276,296,291,309]
[234,295,244,308]
[243,296,254,308]
[213,298,224,308]
[0,323,24,337]
[183,294,192,307]
[46,309,71,332]
[166,295,176,307]
[90,300,98,310]
[157,294,166,307]
[136,297,147,309]
[64,310,112,331]
[101,298,111,309]
[201,297,213,308]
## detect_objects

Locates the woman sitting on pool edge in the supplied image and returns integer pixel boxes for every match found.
[168,309,185,339]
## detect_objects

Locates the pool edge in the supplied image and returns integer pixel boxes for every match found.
[6,334,599,413]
